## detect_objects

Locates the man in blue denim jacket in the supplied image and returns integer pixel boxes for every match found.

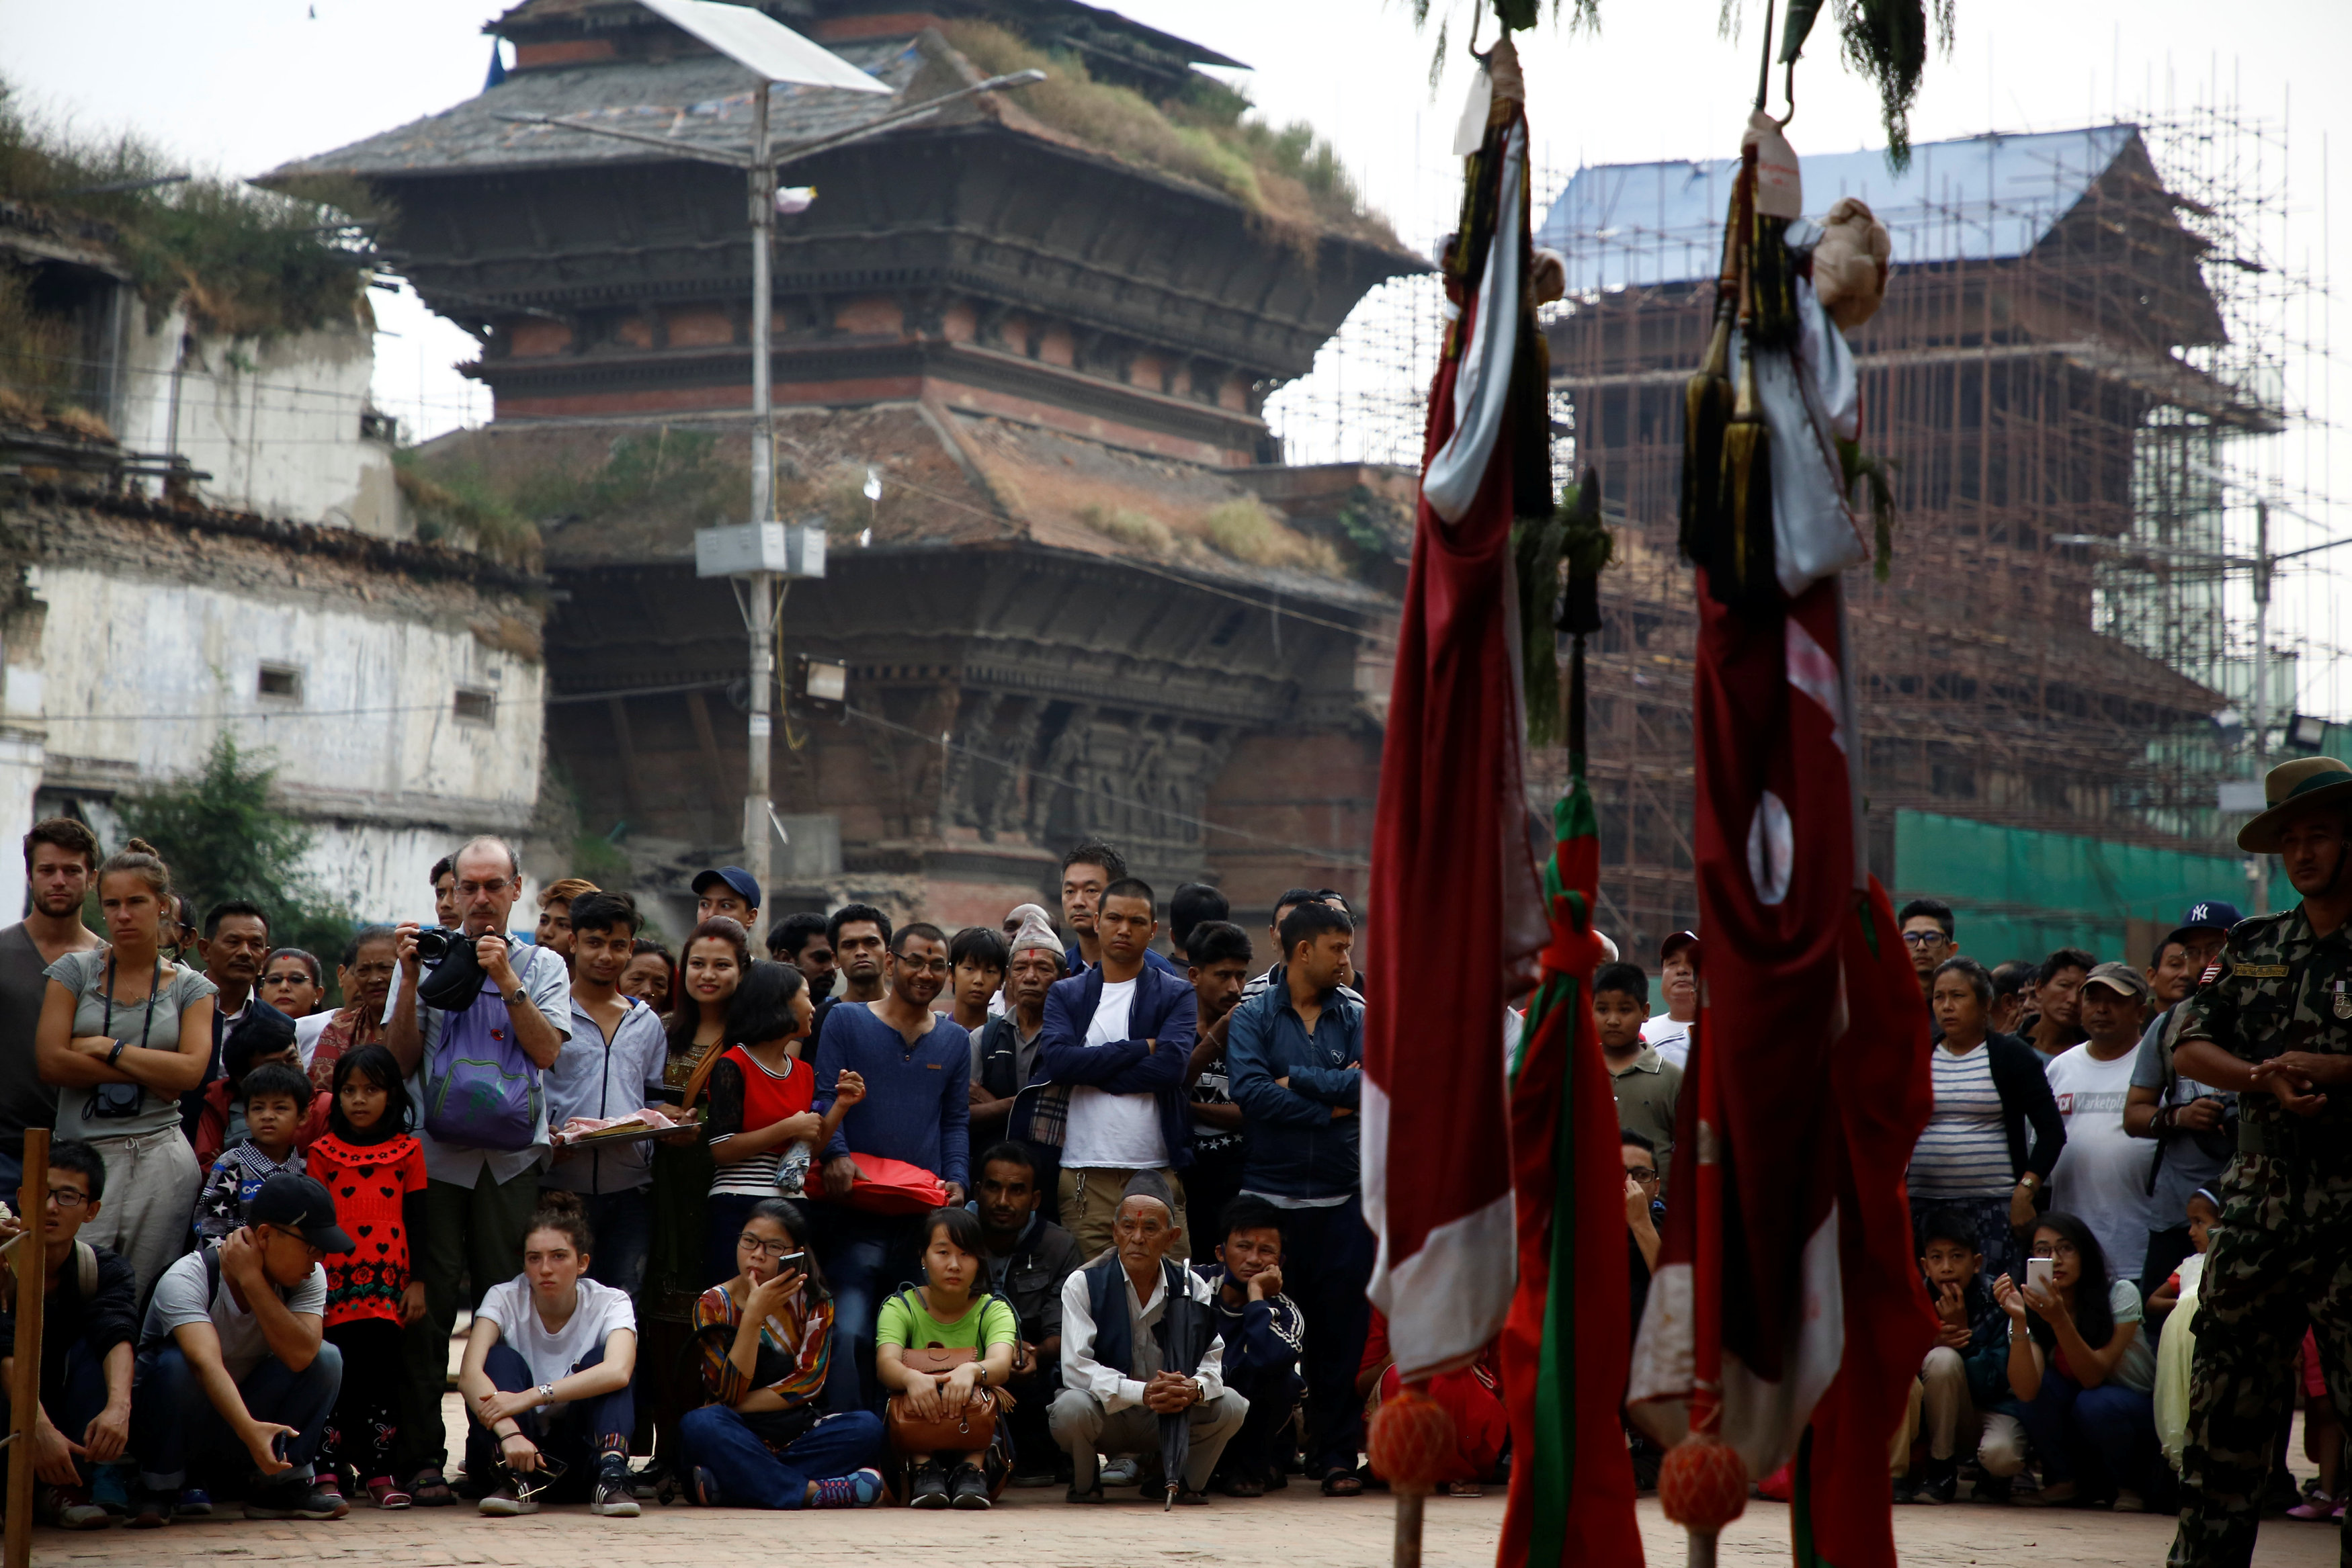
[1224,900,1374,1495]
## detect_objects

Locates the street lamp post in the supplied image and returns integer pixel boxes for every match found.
[497,0,1039,942]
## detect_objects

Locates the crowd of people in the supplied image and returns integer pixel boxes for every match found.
[1,779,2341,1549]
[0,822,1428,1529]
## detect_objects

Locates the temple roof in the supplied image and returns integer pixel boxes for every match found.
[411,402,1397,612]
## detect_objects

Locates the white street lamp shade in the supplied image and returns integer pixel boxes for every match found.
[638,0,892,92]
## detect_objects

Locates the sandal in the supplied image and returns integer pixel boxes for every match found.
[367,1476,413,1510]
[1322,1471,1366,1497]
[407,1469,456,1508]
[1447,1481,1486,1498]
[2286,1497,2339,1521]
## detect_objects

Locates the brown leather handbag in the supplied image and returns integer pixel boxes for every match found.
[884,1345,1002,1456]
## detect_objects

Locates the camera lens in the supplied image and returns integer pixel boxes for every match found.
[415,928,452,963]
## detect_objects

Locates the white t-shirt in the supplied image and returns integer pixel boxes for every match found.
[2044,1045,2154,1280]
[1642,1012,1692,1070]
[294,1010,334,1068]
[1062,977,1169,1170]
[474,1276,637,1391]
[143,1250,329,1383]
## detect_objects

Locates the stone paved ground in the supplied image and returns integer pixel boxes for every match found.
[24,1352,2341,1566]
[27,1473,2347,1567]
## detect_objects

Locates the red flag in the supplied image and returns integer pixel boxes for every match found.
[1631,574,1934,1563]
[1362,79,1547,1382]
[1796,878,1936,1568]
[1497,646,1645,1567]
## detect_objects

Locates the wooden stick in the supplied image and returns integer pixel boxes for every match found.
[5,1129,50,1568]
[1393,1489,1425,1568]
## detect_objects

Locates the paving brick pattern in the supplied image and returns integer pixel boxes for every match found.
[29,1481,2347,1566]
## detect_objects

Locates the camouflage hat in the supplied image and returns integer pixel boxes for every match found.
[2238,757,2352,854]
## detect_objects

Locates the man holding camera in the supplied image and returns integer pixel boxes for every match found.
[384,836,571,1506]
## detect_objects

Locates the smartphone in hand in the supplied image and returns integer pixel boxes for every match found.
[2025,1257,2055,1294]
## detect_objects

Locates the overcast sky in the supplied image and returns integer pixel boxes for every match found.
[5,0,2348,717]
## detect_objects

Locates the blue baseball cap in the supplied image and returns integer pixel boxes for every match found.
[2164,900,2241,948]
[691,866,762,911]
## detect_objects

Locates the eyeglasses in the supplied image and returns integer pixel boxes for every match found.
[456,879,512,898]
[1900,930,1951,948]
[2029,1240,2079,1260]
[1626,1168,1659,1184]
[896,956,950,974]
[738,1235,798,1258]
[44,1188,88,1210]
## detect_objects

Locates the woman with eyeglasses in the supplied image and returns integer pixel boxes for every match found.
[1980,1211,2159,1509]
[33,839,216,1295]
[677,1199,884,1509]
[302,928,398,1096]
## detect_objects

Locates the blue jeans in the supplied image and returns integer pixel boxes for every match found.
[678,1405,884,1509]
[811,1207,921,1412]
[132,1340,343,1490]
[462,1341,634,1495]
[583,1188,653,1302]
[3,1340,110,1485]
[2013,1367,2156,1495]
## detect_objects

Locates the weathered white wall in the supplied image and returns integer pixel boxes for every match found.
[110,303,408,538]
[17,558,542,923]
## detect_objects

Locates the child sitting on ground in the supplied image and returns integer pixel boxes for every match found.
[1893,1207,2009,1504]
[191,1061,313,1246]
[1593,962,1682,1191]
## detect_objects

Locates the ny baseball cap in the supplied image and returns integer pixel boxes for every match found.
[2082,961,2152,1004]
[2163,900,2242,949]
[249,1173,355,1254]
[691,866,762,911]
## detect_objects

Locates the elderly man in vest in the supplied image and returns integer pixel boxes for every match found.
[1049,1172,1245,1505]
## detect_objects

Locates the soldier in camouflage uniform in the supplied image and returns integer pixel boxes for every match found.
[2170,756,2352,1568]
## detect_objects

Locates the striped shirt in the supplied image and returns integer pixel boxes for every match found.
[693,1283,831,1410]
[1908,1042,2014,1199]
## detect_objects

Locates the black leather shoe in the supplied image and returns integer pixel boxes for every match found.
[909,1463,950,1510]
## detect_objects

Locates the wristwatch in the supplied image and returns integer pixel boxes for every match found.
[536,1382,556,1404]
[106,1041,126,1068]
[509,986,530,1008]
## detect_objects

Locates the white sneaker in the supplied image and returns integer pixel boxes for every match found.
[1099,1456,1140,1486]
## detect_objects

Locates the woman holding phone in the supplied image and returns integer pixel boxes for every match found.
[876,1207,1018,1509]
[1982,1211,2158,1508]
[678,1199,885,1509]
[33,838,216,1294]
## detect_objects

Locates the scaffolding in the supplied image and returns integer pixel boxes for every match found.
[1528,108,2320,955]
[1258,98,2331,960]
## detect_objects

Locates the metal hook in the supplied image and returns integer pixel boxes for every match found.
[1467,0,1492,64]
[1779,59,1798,128]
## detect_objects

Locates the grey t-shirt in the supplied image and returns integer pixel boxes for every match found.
[2128,1006,2234,1233]
[46,949,217,1140]
[0,925,62,1157]
[142,1248,328,1383]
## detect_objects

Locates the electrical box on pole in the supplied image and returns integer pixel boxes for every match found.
[693,521,828,579]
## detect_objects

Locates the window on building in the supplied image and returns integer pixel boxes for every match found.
[454,687,496,724]
[257,664,304,703]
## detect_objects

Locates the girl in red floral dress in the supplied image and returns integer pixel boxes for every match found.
[306,1043,429,1508]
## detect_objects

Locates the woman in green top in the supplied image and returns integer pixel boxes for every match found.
[876,1207,1017,1510]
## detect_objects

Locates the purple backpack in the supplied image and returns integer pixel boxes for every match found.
[422,965,543,1151]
